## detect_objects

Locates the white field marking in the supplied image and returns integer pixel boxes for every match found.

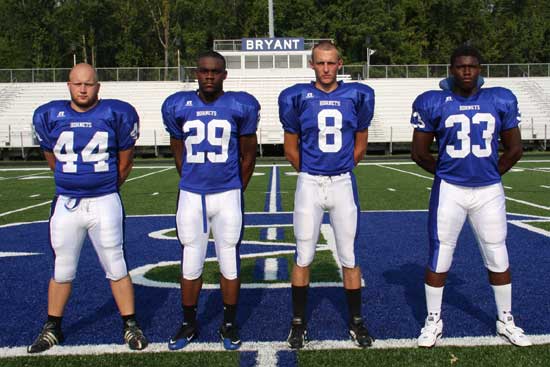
[426,187,431,191]
[152,192,159,196]
[19,176,52,180]
[510,168,524,172]
[264,258,278,280]
[0,200,51,217]
[0,170,173,219]
[284,171,299,176]
[3,335,550,359]
[29,194,40,198]
[503,186,512,189]
[130,248,337,290]
[0,171,50,181]
[252,172,266,176]
[505,197,550,211]
[387,188,396,192]
[375,164,434,180]
[267,166,279,240]
[541,185,550,189]
[125,167,173,182]
[509,220,550,237]
[375,162,550,211]
[0,252,41,258]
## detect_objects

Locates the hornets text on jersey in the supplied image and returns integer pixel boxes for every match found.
[410,87,520,187]
[278,81,374,175]
[162,91,260,194]
[33,99,139,197]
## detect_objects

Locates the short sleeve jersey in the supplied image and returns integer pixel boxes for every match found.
[278,81,374,175]
[33,99,139,197]
[410,87,520,186]
[162,91,260,194]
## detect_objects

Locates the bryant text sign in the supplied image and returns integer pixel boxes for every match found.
[242,38,304,52]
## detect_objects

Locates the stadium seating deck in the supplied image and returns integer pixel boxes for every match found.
[0,77,548,148]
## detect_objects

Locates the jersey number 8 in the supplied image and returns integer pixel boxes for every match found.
[318,109,342,153]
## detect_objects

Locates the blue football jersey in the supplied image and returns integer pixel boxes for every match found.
[162,91,260,194]
[278,81,374,175]
[33,99,139,197]
[410,87,521,187]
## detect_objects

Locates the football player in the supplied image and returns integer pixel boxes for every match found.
[162,51,259,351]
[29,63,147,353]
[279,41,374,349]
[411,45,531,347]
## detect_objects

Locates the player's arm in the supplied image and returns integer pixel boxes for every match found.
[170,137,184,177]
[117,148,134,187]
[283,132,300,172]
[411,130,436,174]
[354,128,369,165]
[498,127,522,175]
[240,134,257,191]
[43,151,56,171]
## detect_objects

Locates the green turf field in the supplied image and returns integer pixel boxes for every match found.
[1,154,549,366]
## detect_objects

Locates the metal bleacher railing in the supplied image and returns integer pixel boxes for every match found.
[1,62,549,83]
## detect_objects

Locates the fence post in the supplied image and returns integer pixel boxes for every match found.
[389,126,393,155]
[154,130,158,157]
[545,124,547,150]
[20,131,25,159]
[258,127,263,158]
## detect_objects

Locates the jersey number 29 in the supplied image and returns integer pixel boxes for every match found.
[184,119,231,163]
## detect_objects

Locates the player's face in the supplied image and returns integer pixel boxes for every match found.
[196,57,227,101]
[450,56,481,96]
[67,64,100,112]
[310,48,343,92]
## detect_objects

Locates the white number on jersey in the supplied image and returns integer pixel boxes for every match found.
[318,109,342,153]
[445,113,496,158]
[54,131,109,173]
[183,119,231,163]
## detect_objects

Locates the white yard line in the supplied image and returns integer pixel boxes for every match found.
[505,197,550,211]
[264,258,278,281]
[267,165,279,240]
[0,171,50,181]
[0,168,173,218]
[125,167,173,182]
[0,200,51,217]
[375,164,434,180]
[2,335,550,359]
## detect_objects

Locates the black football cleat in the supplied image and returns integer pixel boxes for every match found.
[287,318,308,349]
[27,321,64,354]
[123,319,148,350]
[349,316,374,348]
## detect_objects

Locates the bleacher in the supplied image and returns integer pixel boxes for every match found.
[0,77,549,149]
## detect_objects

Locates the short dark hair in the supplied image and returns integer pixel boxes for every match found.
[311,40,341,61]
[197,50,226,70]
[450,45,483,66]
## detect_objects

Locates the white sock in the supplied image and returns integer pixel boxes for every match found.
[425,284,444,321]
[492,283,512,322]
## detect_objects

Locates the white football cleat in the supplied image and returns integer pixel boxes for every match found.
[417,315,443,348]
[496,315,532,347]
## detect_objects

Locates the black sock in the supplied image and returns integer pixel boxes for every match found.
[47,315,62,330]
[292,285,308,322]
[121,314,136,326]
[223,303,237,325]
[345,288,362,321]
[183,305,197,325]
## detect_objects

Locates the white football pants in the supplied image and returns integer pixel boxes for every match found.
[293,172,360,268]
[428,178,509,273]
[49,193,128,282]
[176,189,243,280]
